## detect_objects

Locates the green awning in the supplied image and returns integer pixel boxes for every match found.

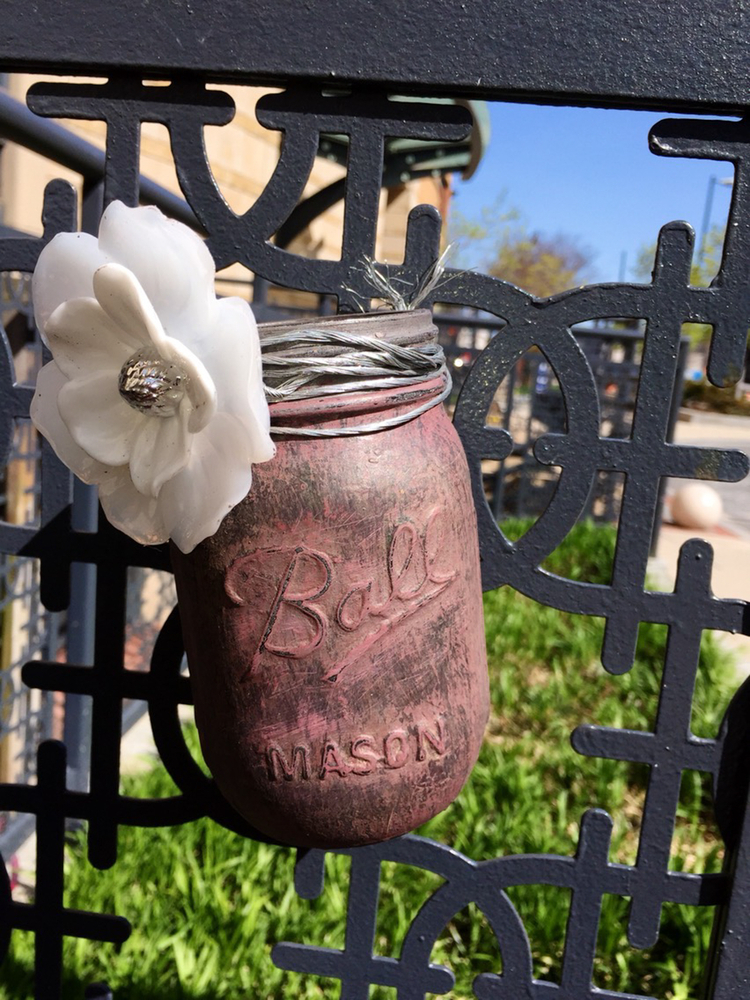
[317,99,489,183]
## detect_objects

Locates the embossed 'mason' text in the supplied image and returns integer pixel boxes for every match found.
[265,717,446,781]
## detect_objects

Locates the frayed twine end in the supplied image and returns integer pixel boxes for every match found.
[343,245,467,312]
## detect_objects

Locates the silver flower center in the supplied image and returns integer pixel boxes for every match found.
[118,347,188,417]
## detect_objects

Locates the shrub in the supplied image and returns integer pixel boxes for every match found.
[682,380,750,417]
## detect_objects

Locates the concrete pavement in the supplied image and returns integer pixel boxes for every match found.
[656,408,750,676]
[667,409,750,539]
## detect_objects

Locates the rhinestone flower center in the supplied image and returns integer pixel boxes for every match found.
[118,347,188,417]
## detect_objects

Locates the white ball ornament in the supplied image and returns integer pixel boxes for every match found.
[671,483,724,530]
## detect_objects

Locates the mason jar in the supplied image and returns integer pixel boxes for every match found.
[170,309,489,847]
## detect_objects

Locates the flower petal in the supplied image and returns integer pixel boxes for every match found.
[206,297,275,461]
[93,264,217,434]
[32,231,110,333]
[30,362,110,483]
[160,334,217,434]
[98,470,169,546]
[58,370,143,466]
[129,407,191,498]
[97,201,216,342]
[93,263,165,348]
[158,413,257,553]
[45,297,141,381]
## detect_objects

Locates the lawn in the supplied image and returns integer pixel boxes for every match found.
[1,520,738,999]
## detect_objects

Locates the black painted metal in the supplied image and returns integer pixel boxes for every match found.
[0,2,749,113]
[0,89,201,234]
[0,8,747,999]
[436,316,689,538]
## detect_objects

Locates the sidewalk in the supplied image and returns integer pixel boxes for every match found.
[655,521,750,677]
[668,409,750,539]
[655,408,750,676]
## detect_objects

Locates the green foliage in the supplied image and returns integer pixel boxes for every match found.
[683,379,750,416]
[487,232,591,298]
[2,522,738,999]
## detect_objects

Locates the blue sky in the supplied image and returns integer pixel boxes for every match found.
[452,102,735,284]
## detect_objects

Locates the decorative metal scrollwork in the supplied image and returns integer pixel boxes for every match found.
[0,74,746,999]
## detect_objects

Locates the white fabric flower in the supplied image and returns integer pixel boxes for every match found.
[31,201,275,553]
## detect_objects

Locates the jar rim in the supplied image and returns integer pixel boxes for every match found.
[258,308,436,349]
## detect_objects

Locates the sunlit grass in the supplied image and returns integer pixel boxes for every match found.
[1,521,736,999]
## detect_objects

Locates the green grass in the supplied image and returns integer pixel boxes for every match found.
[2,521,738,999]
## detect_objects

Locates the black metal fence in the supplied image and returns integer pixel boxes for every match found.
[437,314,688,534]
[0,269,177,860]
[0,273,58,860]
[0,3,748,998]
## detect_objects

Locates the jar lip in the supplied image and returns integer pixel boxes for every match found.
[258,308,436,348]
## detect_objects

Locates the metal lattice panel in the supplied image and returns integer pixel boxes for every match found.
[0,30,746,1000]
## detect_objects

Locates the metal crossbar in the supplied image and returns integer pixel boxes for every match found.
[0,5,747,998]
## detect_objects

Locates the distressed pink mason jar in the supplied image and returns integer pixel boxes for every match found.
[170,310,489,848]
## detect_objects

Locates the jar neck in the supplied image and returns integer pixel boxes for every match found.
[258,310,449,438]
[259,308,437,353]
[269,375,447,435]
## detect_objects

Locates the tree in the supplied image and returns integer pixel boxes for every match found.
[449,195,595,298]
[487,231,592,298]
